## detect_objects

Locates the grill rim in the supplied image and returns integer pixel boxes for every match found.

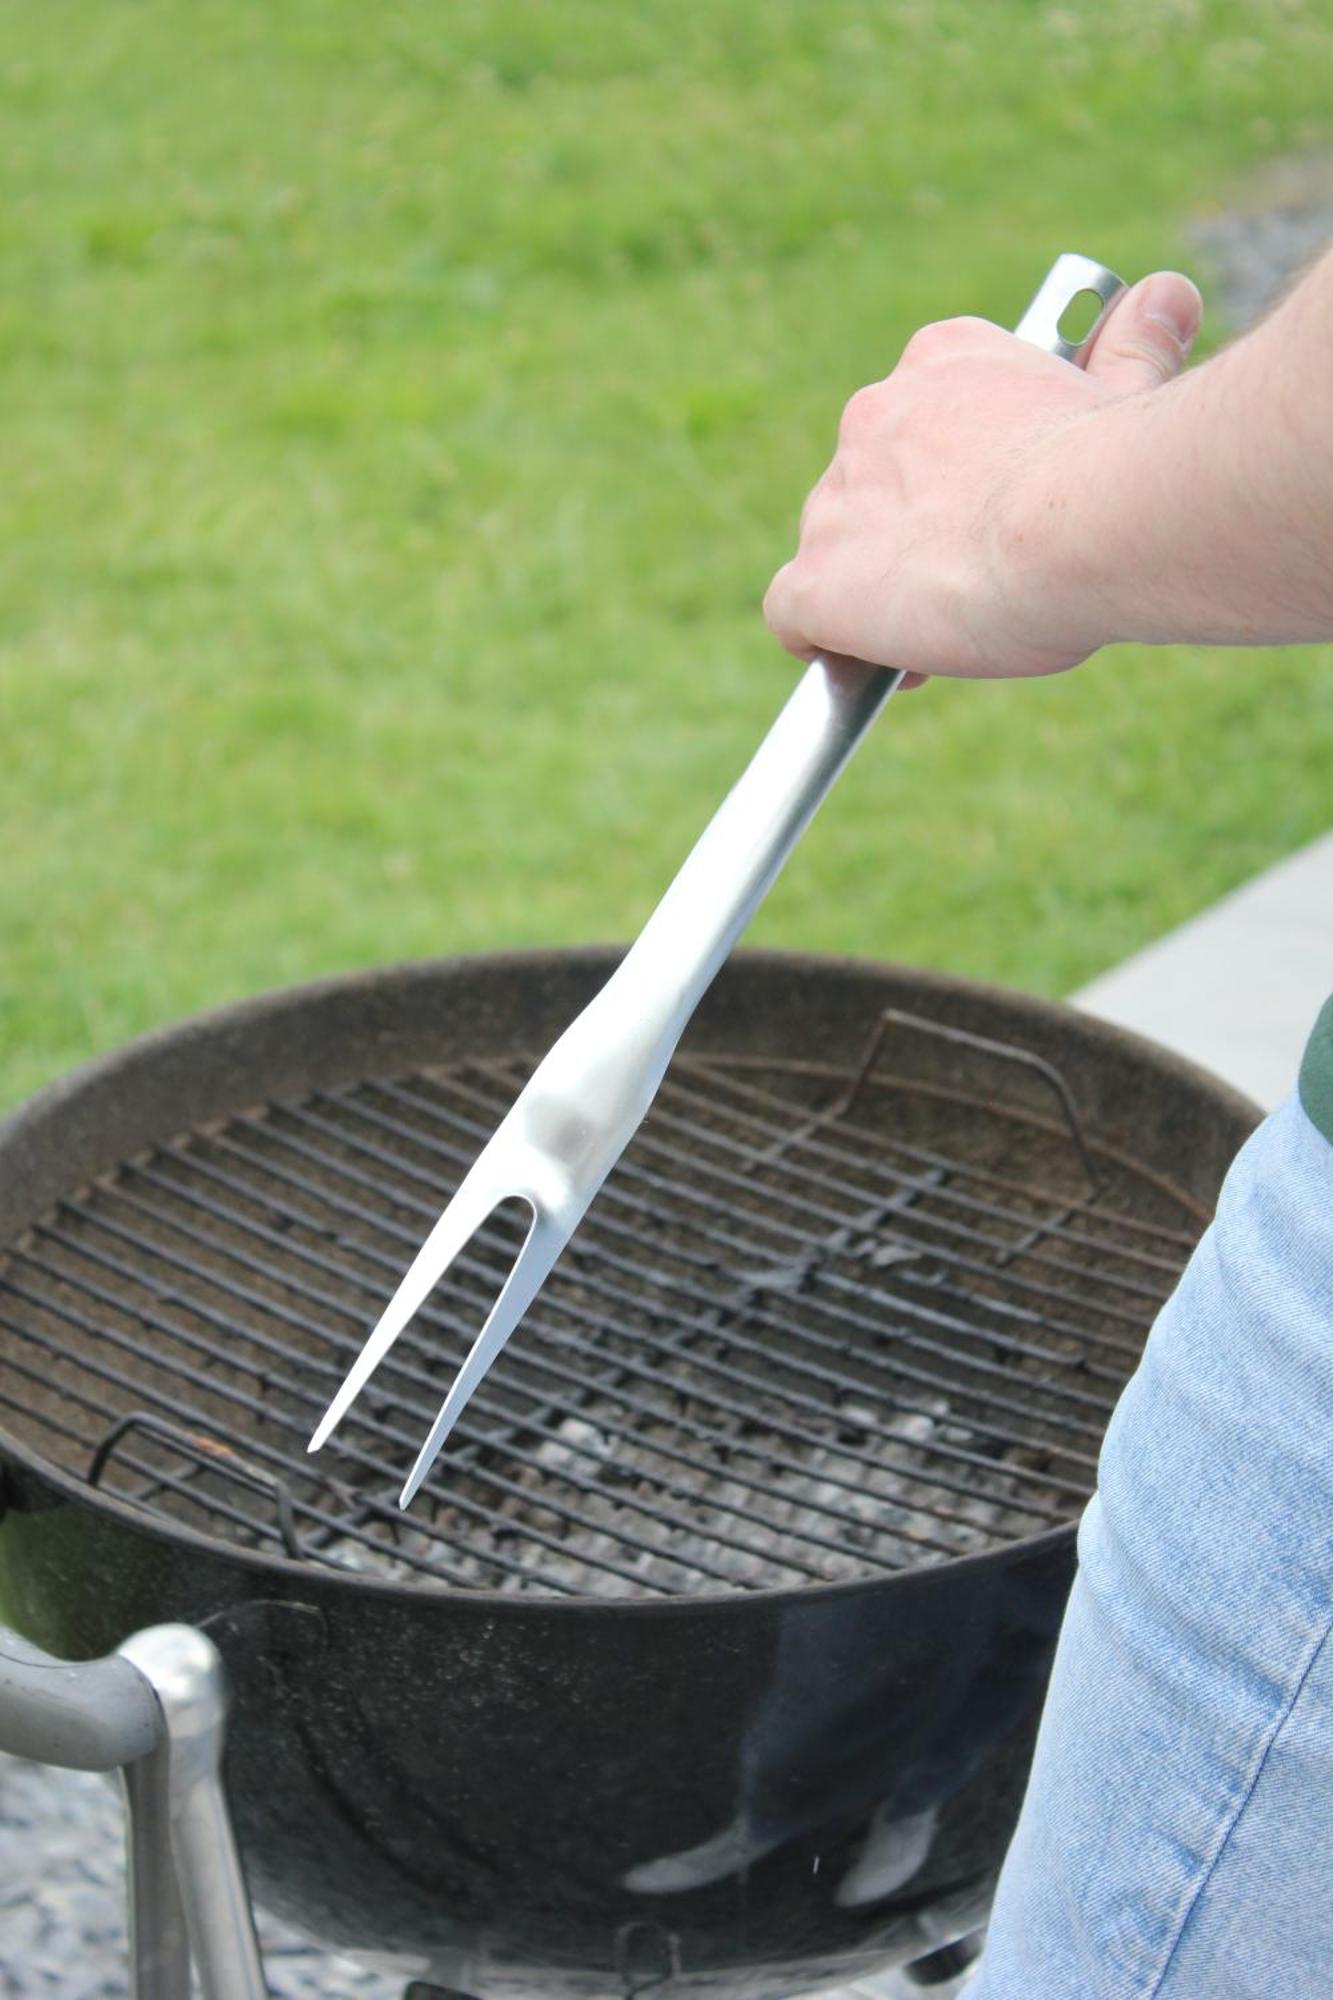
[0,948,1263,1243]
[0,1421,1081,1616]
[0,948,1262,1608]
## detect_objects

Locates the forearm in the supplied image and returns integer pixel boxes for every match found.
[1029,249,1333,650]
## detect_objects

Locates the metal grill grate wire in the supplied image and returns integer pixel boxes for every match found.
[0,1050,1198,1598]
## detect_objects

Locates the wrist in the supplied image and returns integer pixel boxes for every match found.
[984,402,1132,670]
[995,317,1332,660]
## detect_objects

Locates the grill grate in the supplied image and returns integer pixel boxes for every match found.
[0,1040,1202,1599]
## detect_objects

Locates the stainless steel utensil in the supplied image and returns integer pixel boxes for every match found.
[308,251,1126,1505]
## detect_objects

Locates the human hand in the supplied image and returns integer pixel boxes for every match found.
[762,272,1202,681]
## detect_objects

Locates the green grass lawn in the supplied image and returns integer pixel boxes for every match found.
[2,0,1330,1111]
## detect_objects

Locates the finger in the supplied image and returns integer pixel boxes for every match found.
[1083,270,1202,392]
[762,561,811,659]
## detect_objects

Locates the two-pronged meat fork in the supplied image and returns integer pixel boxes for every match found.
[308,252,1126,1506]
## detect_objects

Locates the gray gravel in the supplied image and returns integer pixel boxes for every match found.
[0,1752,398,1999]
[1189,152,1333,328]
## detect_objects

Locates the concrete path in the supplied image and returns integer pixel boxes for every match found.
[1073,830,1333,1110]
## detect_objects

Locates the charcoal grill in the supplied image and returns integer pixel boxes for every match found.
[0,950,1258,1998]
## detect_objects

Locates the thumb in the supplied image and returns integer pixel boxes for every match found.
[1083,270,1203,393]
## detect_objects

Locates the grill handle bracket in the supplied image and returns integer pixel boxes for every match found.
[89,1408,305,1561]
[831,1007,1104,1196]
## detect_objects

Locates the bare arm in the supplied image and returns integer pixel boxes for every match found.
[763,251,1333,678]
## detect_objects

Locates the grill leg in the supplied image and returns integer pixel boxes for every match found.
[903,1931,984,1988]
[121,1750,193,2000]
[118,1625,268,2000]
[402,1987,485,1999]
[0,1619,264,1999]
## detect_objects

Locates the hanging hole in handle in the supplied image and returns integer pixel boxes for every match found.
[1056,288,1108,349]
[1013,255,1126,364]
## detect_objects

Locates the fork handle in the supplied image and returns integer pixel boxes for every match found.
[605,653,899,1049]
[601,254,1126,1068]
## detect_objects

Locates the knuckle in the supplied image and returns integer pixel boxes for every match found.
[901,321,950,364]
[902,314,991,364]
[837,382,882,442]
[762,563,795,625]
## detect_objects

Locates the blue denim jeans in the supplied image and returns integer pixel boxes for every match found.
[964,1089,1333,1998]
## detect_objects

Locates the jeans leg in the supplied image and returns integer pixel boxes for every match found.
[964,1093,1333,2000]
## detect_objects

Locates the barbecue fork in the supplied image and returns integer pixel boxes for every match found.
[309,252,1127,1506]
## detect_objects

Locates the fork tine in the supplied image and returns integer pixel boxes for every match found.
[397,1213,567,1508]
[306,1168,503,1454]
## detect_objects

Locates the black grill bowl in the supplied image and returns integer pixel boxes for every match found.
[0,951,1258,1997]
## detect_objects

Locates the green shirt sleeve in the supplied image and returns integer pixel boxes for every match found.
[1298,991,1333,1146]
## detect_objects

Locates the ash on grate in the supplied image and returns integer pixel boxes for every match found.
[316,1386,1057,1599]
